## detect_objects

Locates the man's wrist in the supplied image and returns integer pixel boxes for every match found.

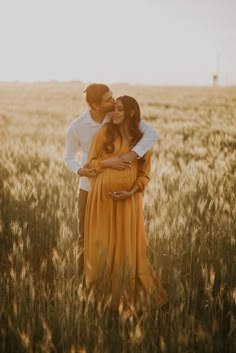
[129,151,138,159]
[120,151,138,162]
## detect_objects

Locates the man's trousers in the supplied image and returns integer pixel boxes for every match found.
[78,188,88,277]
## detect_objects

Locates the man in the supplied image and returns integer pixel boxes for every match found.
[64,83,157,276]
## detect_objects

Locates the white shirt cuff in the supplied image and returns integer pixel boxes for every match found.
[64,158,82,174]
[131,146,145,158]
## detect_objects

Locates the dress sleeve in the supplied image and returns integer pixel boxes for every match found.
[135,151,151,192]
[87,126,107,170]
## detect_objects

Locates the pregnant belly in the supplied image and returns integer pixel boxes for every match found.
[101,167,137,193]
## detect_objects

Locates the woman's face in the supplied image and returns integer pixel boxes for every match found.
[112,100,125,125]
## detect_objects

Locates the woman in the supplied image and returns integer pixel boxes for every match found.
[84,95,167,310]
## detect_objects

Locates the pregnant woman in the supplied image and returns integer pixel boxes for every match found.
[84,95,167,310]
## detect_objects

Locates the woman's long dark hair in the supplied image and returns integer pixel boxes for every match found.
[103,95,143,154]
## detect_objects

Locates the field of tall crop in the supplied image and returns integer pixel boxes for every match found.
[0,82,236,353]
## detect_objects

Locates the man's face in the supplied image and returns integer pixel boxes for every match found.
[98,90,115,113]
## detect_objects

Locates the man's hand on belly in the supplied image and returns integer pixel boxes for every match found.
[120,151,138,163]
[101,157,131,170]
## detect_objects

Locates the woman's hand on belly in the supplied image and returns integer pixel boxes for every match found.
[108,183,140,201]
[108,190,132,201]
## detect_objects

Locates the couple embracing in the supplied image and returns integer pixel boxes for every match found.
[64,83,167,310]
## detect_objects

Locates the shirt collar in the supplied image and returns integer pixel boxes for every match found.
[82,110,110,126]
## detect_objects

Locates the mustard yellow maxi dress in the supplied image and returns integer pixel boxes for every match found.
[84,125,167,309]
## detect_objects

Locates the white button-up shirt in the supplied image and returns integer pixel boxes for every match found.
[64,110,157,191]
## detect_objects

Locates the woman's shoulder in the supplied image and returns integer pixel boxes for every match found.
[101,122,110,130]
[99,123,109,135]
[93,123,109,141]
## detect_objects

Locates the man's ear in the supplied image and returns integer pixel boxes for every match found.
[91,103,99,111]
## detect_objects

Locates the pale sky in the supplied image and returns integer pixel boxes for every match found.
[0,0,236,85]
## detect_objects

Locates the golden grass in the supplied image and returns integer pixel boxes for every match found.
[0,82,236,353]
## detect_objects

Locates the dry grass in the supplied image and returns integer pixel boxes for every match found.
[0,82,236,353]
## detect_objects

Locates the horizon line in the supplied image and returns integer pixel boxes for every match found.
[0,79,235,88]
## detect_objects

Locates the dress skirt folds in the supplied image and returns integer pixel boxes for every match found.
[84,125,167,310]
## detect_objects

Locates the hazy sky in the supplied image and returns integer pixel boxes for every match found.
[0,0,236,85]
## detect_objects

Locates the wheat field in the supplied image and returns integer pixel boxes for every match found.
[0,82,236,353]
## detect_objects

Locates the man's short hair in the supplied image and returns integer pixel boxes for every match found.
[83,83,110,107]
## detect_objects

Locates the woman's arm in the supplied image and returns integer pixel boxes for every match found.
[88,126,131,170]
[89,121,156,169]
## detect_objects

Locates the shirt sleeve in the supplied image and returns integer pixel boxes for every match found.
[64,124,82,174]
[131,120,158,158]
[87,126,107,170]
